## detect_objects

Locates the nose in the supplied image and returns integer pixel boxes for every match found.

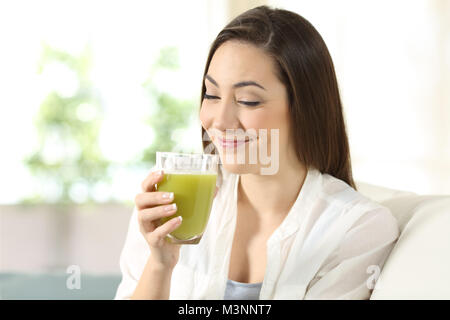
[211,96,240,132]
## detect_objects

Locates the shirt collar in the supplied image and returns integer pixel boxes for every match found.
[228,166,322,243]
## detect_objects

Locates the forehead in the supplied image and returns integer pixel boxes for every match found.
[207,40,279,86]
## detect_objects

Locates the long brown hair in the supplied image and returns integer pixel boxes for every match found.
[200,5,356,190]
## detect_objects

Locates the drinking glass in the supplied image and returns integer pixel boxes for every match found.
[155,152,219,244]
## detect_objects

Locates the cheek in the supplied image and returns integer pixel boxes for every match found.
[199,103,211,128]
[241,106,289,135]
[239,109,272,131]
[246,107,291,154]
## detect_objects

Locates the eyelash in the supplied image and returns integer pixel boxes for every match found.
[203,93,260,107]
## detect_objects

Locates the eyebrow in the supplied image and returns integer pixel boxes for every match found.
[204,74,266,91]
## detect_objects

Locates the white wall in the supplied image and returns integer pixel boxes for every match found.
[259,0,450,195]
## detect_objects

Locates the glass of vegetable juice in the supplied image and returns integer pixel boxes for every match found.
[155,151,219,244]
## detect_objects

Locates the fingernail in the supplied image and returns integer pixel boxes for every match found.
[177,216,182,224]
[165,203,177,211]
[157,170,163,176]
[162,192,173,199]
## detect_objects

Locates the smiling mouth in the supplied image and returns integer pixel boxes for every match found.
[216,136,255,149]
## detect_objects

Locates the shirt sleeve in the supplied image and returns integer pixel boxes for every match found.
[114,205,151,300]
[303,206,400,300]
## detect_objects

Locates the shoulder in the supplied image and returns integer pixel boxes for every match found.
[308,174,400,287]
[318,172,399,241]
[319,172,363,205]
[319,173,387,210]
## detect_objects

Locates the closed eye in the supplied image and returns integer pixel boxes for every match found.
[239,101,260,107]
[203,93,260,107]
[203,93,220,100]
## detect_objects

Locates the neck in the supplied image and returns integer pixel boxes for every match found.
[238,159,308,221]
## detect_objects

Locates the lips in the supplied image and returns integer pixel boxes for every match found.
[217,136,253,149]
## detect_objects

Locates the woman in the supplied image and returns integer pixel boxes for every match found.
[115,6,399,300]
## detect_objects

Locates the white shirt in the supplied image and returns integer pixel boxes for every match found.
[115,166,400,300]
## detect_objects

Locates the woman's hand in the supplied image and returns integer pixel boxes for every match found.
[135,169,182,270]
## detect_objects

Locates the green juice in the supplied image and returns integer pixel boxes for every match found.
[157,172,217,243]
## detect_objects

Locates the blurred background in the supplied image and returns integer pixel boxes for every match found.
[0,0,449,299]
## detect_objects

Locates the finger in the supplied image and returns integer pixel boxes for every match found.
[141,169,164,192]
[214,186,219,198]
[139,204,178,231]
[148,216,182,247]
[135,191,174,210]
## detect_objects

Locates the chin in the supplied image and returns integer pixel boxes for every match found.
[214,141,260,175]
[221,163,248,175]
[220,159,261,175]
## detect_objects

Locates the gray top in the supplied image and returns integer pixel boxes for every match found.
[223,279,263,300]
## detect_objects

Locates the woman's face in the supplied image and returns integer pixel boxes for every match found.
[200,40,292,175]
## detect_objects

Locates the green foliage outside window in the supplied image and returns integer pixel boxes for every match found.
[23,42,108,204]
[23,44,198,205]
[141,46,199,165]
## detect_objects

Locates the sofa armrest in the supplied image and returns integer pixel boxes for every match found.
[370,195,450,299]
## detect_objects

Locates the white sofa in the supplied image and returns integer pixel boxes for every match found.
[354,180,450,299]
